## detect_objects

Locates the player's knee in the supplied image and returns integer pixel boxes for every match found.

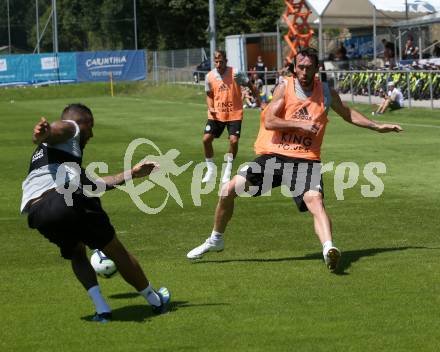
[203,134,214,144]
[102,236,128,261]
[229,136,239,146]
[303,192,324,213]
[219,179,238,201]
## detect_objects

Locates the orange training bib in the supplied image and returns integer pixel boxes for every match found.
[254,77,328,160]
[207,67,244,122]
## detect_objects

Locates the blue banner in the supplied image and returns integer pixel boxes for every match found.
[0,50,146,86]
[0,53,77,86]
[76,50,146,82]
[0,55,29,86]
[29,53,77,84]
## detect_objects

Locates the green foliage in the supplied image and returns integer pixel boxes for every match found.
[5,0,285,52]
[216,0,284,43]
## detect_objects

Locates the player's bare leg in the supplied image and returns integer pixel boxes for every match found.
[187,175,248,259]
[71,242,99,290]
[214,175,245,232]
[103,236,149,291]
[103,236,170,313]
[202,133,216,183]
[303,191,341,271]
[378,98,391,113]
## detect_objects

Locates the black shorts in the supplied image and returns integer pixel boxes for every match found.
[238,154,323,212]
[27,190,115,259]
[204,120,242,138]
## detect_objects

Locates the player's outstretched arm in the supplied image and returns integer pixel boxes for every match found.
[32,117,76,145]
[330,88,403,133]
[98,160,159,190]
[264,83,320,134]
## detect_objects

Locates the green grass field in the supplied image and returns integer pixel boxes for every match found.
[1,83,439,351]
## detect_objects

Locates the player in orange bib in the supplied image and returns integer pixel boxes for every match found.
[187,48,403,271]
[202,50,260,184]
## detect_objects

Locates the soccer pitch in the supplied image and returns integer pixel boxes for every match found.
[1,84,439,351]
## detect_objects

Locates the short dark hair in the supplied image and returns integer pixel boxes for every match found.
[61,103,93,121]
[214,50,227,60]
[288,47,319,72]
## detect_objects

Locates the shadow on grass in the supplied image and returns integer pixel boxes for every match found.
[191,246,436,275]
[81,301,229,323]
[109,292,140,299]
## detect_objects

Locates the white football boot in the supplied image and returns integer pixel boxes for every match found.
[323,247,341,271]
[187,238,224,259]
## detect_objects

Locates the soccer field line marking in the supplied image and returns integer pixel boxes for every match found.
[114,96,206,107]
[0,217,17,221]
[382,121,440,129]
[148,98,206,107]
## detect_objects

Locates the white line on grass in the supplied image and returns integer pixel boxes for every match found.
[115,96,205,107]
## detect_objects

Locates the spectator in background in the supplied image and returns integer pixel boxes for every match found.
[334,44,349,69]
[380,39,388,55]
[384,40,396,68]
[432,40,440,57]
[255,55,266,79]
[372,81,404,115]
[403,35,419,60]
[242,86,257,109]
[251,73,264,94]
[339,43,347,59]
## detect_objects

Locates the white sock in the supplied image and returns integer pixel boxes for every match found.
[87,285,111,314]
[322,240,334,255]
[139,284,161,307]
[206,158,215,171]
[222,155,234,182]
[210,230,223,242]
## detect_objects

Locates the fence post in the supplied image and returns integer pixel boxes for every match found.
[429,71,434,110]
[153,51,158,84]
[406,72,411,108]
[350,72,354,104]
[171,50,176,83]
[187,49,190,67]
[264,69,268,98]
[367,72,371,105]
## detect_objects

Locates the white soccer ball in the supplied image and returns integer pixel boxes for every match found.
[90,250,117,278]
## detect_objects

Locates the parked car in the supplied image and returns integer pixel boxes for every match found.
[193,59,211,83]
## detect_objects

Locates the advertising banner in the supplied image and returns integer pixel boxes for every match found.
[76,50,146,82]
[0,50,146,86]
[29,53,77,84]
[0,53,77,86]
[0,55,29,86]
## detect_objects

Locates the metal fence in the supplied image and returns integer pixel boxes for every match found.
[146,57,440,109]
[146,48,208,82]
[326,70,440,109]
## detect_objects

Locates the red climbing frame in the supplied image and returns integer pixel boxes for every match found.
[282,0,314,63]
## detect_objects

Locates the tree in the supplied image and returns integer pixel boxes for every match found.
[5,0,286,53]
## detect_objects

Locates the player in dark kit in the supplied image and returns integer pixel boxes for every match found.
[20,103,170,322]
